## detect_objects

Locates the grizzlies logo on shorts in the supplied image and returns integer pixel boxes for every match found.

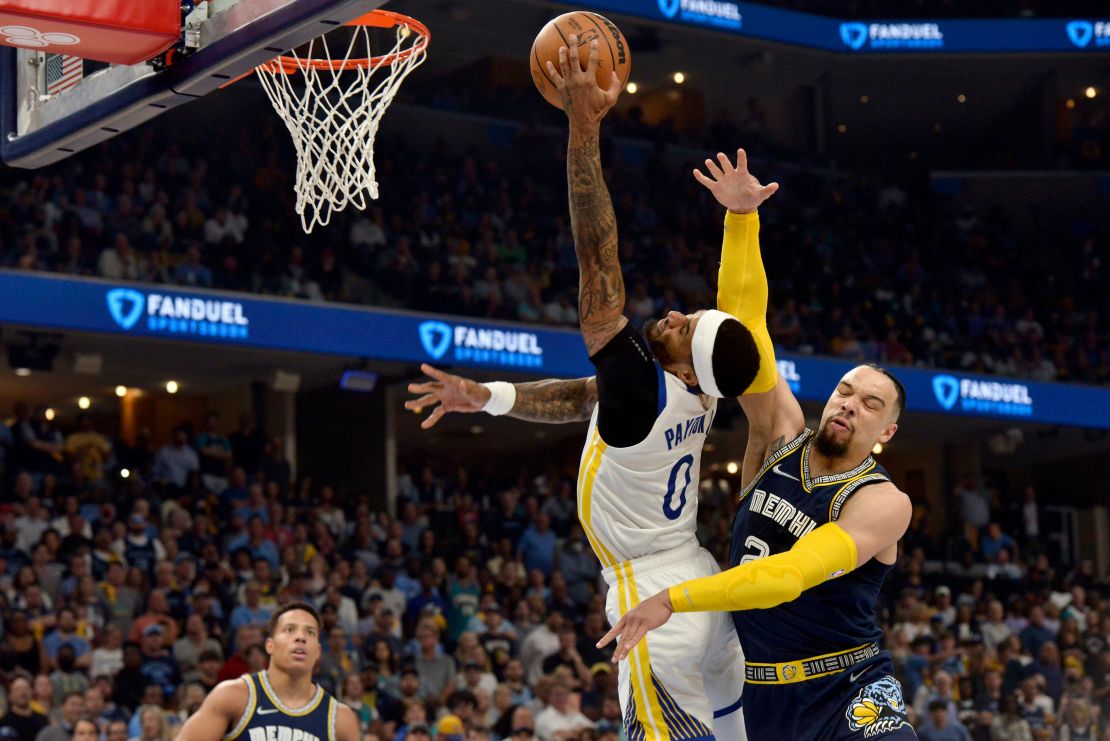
[845,676,909,738]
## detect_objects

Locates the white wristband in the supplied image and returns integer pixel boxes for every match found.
[481,382,517,416]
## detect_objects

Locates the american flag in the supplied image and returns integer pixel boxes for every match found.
[45,53,82,96]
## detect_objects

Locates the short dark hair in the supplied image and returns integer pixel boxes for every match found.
[267,600,322,637]
[863,363,907,419]
[711,319,761,398]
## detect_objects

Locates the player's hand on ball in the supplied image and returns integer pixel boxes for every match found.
[405,363,490,429]
[693,148,779,214]
[546,36,621,127]
[596,588,674,663]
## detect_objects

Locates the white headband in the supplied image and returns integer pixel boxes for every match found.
[690,309,735,398]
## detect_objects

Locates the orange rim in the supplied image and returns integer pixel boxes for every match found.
[257,9,429,74]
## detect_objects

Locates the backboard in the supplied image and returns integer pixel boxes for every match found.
[0,0,386,168]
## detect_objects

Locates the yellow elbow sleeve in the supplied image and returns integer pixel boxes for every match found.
[716,211,777,395]
[669,523,858,613]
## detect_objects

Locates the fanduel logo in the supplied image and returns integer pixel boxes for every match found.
[777,359,801,393]
[105,287,250,340]
[659,0,741,29]
[840,22,944,50]
[418,321,544,368]
[932,374,1033,417]
[1066,20,1110,48]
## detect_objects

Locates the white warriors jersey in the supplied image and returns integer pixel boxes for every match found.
[578,367,717,568]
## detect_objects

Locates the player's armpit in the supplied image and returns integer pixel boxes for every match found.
[668,523,858,613]
[175,679,248,741]
[834,482,912,565]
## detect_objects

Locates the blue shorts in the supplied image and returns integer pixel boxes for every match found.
[743,656,917,741]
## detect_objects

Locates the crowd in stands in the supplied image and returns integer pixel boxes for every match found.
[749,0,1107,18]
[0,396,1107,740]
[0,94,1105,387]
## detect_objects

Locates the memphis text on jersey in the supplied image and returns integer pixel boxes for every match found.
[748,488,818,538]
[246,726,322,741]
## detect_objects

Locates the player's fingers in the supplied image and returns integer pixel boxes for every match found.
[597,620,623,649]
[555,46,571,85]
[761,182,780,199]
[585,38,599,76]
[421,405,447,429]
[606,70,622,99]
[704,158,725,180]
[736,147,748,172]
[406,381,440,394]
[404,393,439,410]
[692,169,716,189]
[716,151,734,172]
[419,363,448,380]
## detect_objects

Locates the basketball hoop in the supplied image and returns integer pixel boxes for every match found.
[254,9,429,233]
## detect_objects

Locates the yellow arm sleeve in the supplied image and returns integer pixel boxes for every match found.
[716,210,777,395]
[668,523,858,613]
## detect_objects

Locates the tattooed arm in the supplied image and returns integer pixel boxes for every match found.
[547,35,626,356]
[406,364,596,428]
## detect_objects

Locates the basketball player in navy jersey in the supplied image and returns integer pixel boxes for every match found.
[599,159,918,740]
[177,601,359,741]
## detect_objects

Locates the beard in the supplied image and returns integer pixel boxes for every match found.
[814,420,851,459]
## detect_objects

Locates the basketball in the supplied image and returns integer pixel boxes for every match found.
[530,11,631,109]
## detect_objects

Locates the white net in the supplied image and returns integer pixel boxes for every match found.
[255,15,428,233]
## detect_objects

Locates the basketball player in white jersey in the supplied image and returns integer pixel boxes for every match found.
[177,601,359,741]
[406,37,780,740]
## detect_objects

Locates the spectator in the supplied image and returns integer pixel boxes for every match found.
[172,613,222,674]
[534,680,595,741]
[414,622,456,708]
[49,646,89,704]
[137,624,182,697]
[229,581,273,633]
[0,676,49,740]
[918,698,972,741]
[1020,606,1056,657]
[33,690,83,741]
[516,514,556,578]
[991,693,1033,740]
[96,233,144,281]
[43,608,92,670]
[194,413,231,493]
[152,427,199,492]
[127,590,178,645]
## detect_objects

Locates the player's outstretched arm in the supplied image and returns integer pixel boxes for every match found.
[406,363,597,428]
[545,37,626,356]
[597,484,910,662]
[175,679,248,741]
[695,149,802,485]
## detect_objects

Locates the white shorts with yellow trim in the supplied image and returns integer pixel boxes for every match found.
[603,540,747,741]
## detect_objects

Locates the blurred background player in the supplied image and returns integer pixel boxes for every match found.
[176,601,359,741]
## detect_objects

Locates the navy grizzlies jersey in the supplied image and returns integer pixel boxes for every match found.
[226,671,336,741]
[730,429,893,664]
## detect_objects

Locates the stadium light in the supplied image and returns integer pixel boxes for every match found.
[45,408,55,421]
[626,82,638,94]
[78,396,90,409]
[726,461,739,474]
[836,123,847,134]
[120,468,130,479]
[115,385,127,397]
[1066,99,1076,109]
[859,95,869,104]
[673,72,686,84]
[13,368,30,377]
[165,380,179,394]
[1085,87,1097,99]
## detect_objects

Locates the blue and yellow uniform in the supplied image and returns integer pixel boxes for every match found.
[729,429,916,741]
[225,670,337,741]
